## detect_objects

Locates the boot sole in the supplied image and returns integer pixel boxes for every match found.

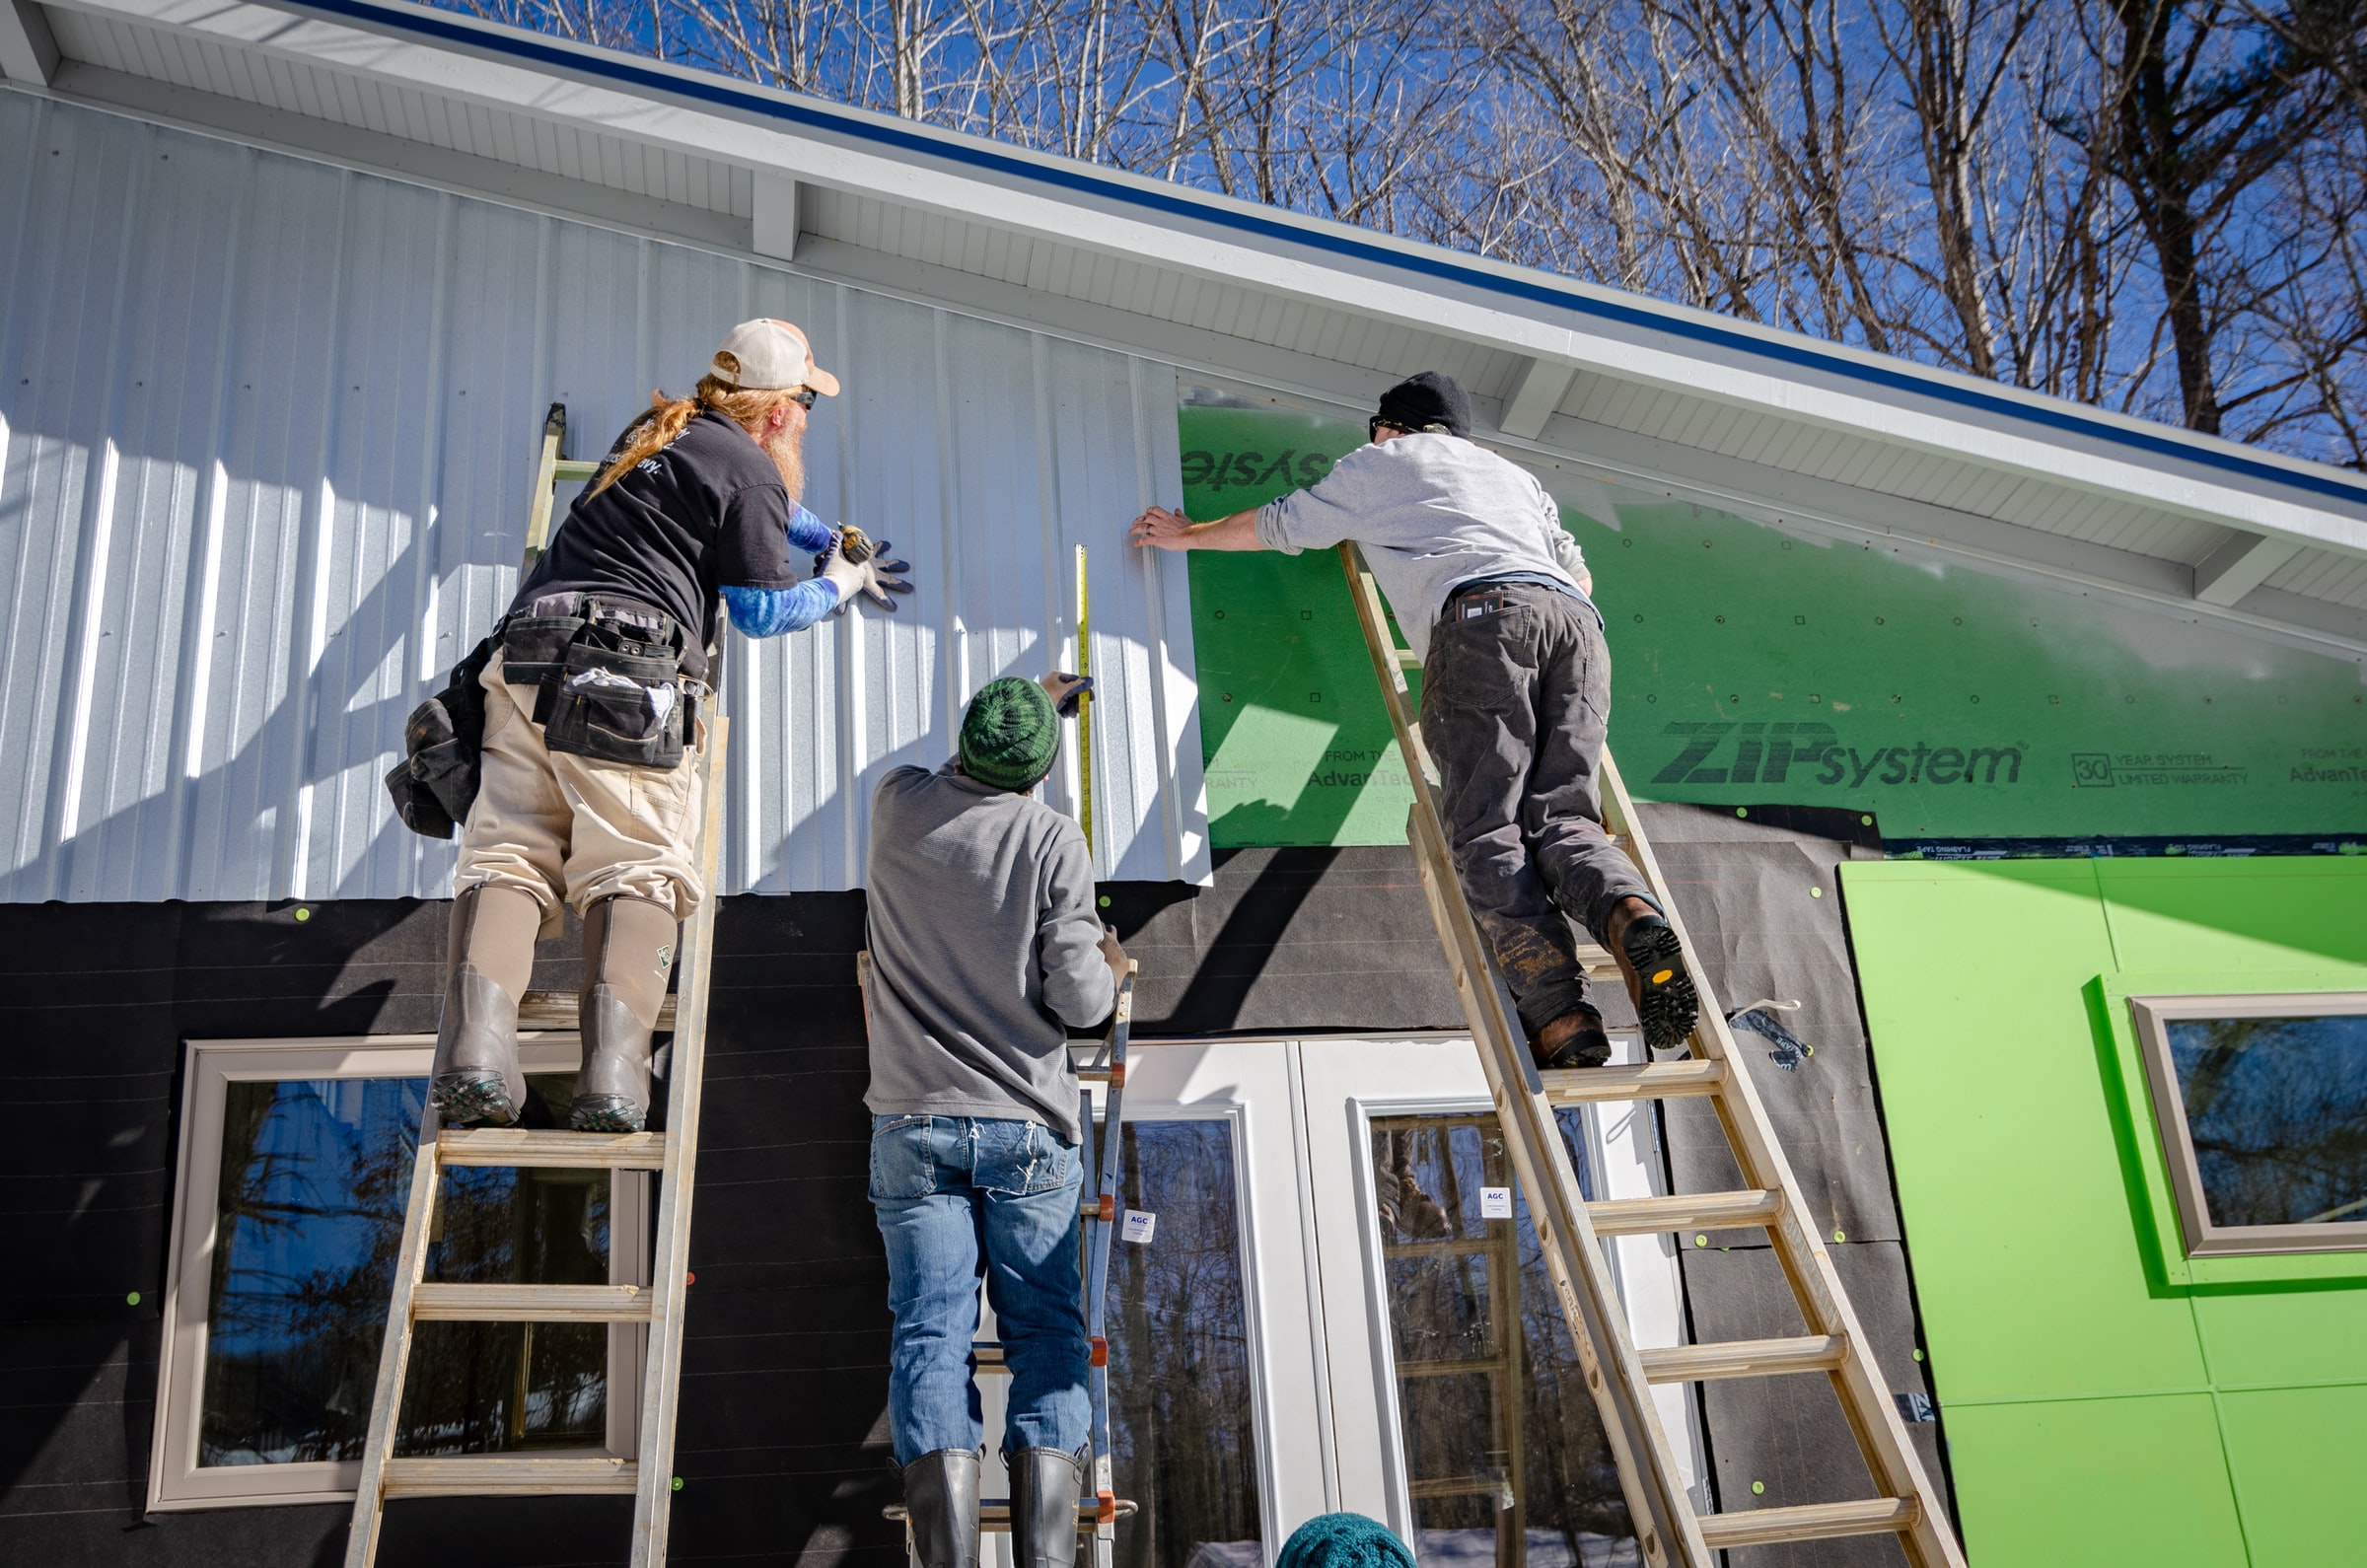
[1622,921,1700,1051]
[433,1072,518,1126]
[570,1096,647,1134]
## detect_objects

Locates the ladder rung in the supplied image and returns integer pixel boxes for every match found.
[382,1454,636,1496]
[1586,1189,1780,1237]
[438,1128,669,1170]
[1395,646,1420,669]
[551,459,602,482]
[1542,1060,1727,1105]
[1637,1334,1844,1384]
[1696,1496,1919,1549]
[888,1501,1137,1527]
[517,990,679,1032]
[411,1283,655,1322]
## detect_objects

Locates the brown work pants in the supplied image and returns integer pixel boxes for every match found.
[1418,583,1655,1037]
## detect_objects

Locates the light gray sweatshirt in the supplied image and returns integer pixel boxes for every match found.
[863,760,1113,1144]
[1255,433,1589,662]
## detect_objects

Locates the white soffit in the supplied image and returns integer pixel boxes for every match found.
[13,0,2367,641]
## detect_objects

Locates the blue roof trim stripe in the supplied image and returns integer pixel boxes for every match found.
[301,0,2367,514]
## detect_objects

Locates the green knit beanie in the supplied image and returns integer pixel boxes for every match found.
[959,677,1060,791]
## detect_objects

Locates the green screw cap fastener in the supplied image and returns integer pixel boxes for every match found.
[1913,1349,1925,1363]
[1833,1229,1846,1243]
[1809,887,1823,897]
[672,1476,684,1492]
[294,907,311,922]
[1098,894,1112,907]
[1751,1481,1765,1496]
[126,1291,141,1306]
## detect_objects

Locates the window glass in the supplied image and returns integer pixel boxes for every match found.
[1371,1110,1636,1568]
[1108,1120,1261,1568]
[199,1073,612,1466]
[2166,1013,2367,1229]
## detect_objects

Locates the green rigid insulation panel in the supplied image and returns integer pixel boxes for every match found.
[1840,856,2367,1567]
[1179,399,2367,850]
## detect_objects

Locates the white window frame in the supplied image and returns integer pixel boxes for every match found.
[150,1033,649,1512]
[2127,991,2367,1258]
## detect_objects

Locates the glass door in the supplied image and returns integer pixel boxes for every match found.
[1299,1037,1705,1568]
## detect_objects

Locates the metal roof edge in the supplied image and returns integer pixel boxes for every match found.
[225,0,2367,521]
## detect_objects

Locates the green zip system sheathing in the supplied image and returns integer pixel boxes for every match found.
[1181,403,2367,850]
[1841,857,2367,1566]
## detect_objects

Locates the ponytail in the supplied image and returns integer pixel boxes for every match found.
[588,374,802,496]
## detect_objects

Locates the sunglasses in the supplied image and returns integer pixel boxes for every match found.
[1368,416,1409,444]
[788,388,820,408]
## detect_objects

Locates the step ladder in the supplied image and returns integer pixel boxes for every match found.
[1337,543,1967,1568]
[344,406,724,1568]
[863,957,1143,1568]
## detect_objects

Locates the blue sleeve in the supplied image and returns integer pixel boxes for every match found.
[722,579,839,637]
[785,503,834,556]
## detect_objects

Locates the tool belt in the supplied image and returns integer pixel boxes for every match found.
[385,632,497,840]
[503,592,700,771]
[385,593,700,841]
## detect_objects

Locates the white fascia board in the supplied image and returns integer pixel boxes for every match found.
[59,0,2367,555]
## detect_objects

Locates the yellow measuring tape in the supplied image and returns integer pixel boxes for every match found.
[1073,544,1095,856]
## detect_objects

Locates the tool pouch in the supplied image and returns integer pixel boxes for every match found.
[538,637,687,769]
[384,633,495,838]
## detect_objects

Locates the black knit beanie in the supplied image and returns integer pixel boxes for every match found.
[1375,371,1471,438]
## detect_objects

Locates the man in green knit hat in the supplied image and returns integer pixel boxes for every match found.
[863,673,1128,1568]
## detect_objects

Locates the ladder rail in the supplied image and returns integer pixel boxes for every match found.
[341,1105,447,1568]
[628,720,731,1566]
[1336,545,1702,1568]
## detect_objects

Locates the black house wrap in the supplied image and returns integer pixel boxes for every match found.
[0,808,1946,1567]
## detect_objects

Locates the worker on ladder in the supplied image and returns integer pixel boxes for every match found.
[1127,372,1698,1067]
[432,318,910,1133]
[863,675,1130,1568]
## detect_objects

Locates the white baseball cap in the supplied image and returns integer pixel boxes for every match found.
[710,318,840,396]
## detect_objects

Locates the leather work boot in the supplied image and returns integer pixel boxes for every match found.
[1007,1448,1085,1568]
[1532,1005,1614,1071]
[431,885,539,1125]
[570,893,678,1133]
[1607,897,1700,1053]
[901,1449,981,1568]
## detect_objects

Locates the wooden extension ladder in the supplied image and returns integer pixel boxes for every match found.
[344,407,724,1567]
[1338,542,1967,1568]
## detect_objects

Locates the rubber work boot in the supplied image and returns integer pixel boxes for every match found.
[901,1449,981,1568]
[430,884,539,1125]
[1007,1448,1085,1568]
[1608,898,1700,1052]
[570,892,678,1133]
[1533,1005,1614,1071]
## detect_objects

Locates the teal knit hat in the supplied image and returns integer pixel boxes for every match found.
[959,677,1060,791]
[1275,1514,1416,1568]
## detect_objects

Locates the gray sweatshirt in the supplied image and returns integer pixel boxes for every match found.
[863,760,1113,1144]
[1255,433,1588,662]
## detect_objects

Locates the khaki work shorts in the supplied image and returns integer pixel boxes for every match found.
[454,650,706,936]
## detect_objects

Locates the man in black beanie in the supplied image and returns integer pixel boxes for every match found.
[1127,372,1697,1067]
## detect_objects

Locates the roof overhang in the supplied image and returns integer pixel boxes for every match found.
[9,0,2367,654]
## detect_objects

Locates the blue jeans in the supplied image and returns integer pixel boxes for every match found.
[869,1113,1091,1467]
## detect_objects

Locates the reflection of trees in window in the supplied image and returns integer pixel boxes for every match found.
[1373,1113,1634,1568]
[1108,1121,1261,1568]
[2169,1016,2367,1228]
[200,1075,612,1467]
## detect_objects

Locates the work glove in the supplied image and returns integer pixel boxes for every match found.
[820,531,914,613]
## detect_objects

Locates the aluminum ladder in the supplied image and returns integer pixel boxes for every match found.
[344,406,722,1567]
[1338,542,1968,1568]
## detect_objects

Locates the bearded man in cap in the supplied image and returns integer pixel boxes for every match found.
[861,674,1128,1568]
[431,319,911,1135]
[1127,371,1697,1067]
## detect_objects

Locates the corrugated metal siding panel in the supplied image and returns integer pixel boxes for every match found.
[46,10,751,217]
[0,99,1207,903]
